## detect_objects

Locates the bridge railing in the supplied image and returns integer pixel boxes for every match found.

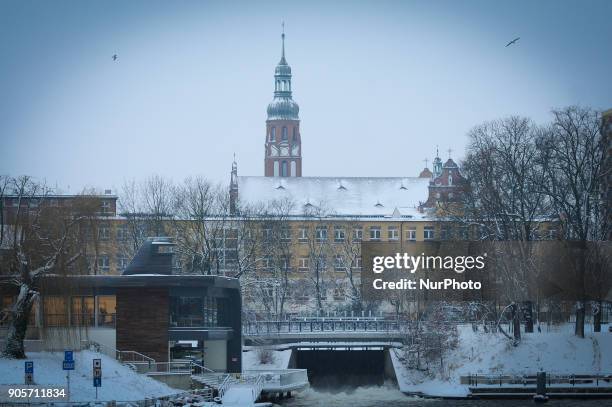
[242,318,412,335]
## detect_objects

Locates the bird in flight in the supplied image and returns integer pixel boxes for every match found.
[505,37,520,47]
[112,54,118,61]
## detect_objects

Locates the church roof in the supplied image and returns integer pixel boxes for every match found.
[237,176,430,218]
[419,167,433,178]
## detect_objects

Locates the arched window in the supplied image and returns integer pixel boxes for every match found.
[273,161,279,176]
[281,161,288,177]
[290,161,296,177]
[282,127,288,141]
[270,127,276,142]
[448,173,453,186]
[292,127,297,141]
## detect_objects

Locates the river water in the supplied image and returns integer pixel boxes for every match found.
[275,385,608,407]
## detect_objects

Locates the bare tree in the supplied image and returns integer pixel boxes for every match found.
[460,116,550,340]
[1,176,87,358]
[536,106,607,337]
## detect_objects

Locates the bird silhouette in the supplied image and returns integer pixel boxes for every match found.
[112,54,118,61]
[505,37,520,47]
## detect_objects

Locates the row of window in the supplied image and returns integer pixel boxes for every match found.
[259,255,362,272]
[261,225,437,242]
[269,126,298,142]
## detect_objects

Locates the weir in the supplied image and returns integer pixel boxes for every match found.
[293,349,395,389]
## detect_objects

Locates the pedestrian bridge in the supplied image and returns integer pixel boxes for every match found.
[242,317,409,346]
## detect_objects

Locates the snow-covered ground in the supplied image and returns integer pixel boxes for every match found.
[0,350,182,402]
[242,349,292,370]
[392,324,612,397]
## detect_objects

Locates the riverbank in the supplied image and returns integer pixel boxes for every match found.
[391,324,612,398]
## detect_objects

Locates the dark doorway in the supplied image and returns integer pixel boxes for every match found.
[295,350,385,389]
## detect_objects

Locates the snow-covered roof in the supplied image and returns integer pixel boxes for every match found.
[237,176,430,218]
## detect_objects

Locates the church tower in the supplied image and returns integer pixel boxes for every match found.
[265,28,302,177]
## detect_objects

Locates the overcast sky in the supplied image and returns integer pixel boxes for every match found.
[1,0,611,193]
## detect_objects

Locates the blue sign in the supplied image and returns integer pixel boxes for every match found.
[63,361,75,370]
[93,377,102,387]
[25,361,33,374]
[64,350,73,362]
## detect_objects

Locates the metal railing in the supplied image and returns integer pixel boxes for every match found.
[464,373,612,387]
[243,318,411,335]
[244,369,309,390]
[80,340,155,366]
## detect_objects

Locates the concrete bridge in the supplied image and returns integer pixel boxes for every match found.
[242,317,409,346]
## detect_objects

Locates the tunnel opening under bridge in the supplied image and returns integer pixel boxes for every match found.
[294,348,396,389]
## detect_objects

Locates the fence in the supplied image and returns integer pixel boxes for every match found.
[463,373,612,387]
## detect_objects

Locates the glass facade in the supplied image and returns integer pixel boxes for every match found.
[170,296,225,327]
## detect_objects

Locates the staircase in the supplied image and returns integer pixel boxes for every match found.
[191,372,230,390]
[220,374,264,407]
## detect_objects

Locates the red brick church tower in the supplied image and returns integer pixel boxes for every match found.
[264,29,302,177]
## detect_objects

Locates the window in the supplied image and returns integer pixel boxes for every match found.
[448,174,453,186]
[117,255,129,272]
[459,226,469,240]
[388,226,399,240]
[546,226,557,240]
[98,223,110,241]
[334,226,345,242]
[281,226,291,242]
[101,200,112,214]
[262,228,272,241]
[298,227,308,241]
[316,226,328,242]
[116,224,128,241]
[281,255,291,271]
[424,226,435,240]
[97,256,110,273]
[352,227,363,242]
[282,127,288,141]
[44,296,67,327]
[281,161,288,176]
[334,255,346,271]
[292,127,298,141]
[270,127,276,142]
[260,255,272,271]
[352,256,362,270]
[316,256,327,270]
[71,296,94,326]
[440,226,451,240]
[406,228,416,241]
[369,226,381,240]
[298,257,309,271]
[97,296,116,327]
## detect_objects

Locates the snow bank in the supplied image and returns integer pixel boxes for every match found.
[0,350,181,402]
[392,324,612,397]
[242,349,292,370]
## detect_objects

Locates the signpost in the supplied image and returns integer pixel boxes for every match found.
[63,350,74,400]
[93,359,102,399]
[24,361,33,385]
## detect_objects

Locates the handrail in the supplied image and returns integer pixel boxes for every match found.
[190,360,215,374]
[218,374,233,399]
